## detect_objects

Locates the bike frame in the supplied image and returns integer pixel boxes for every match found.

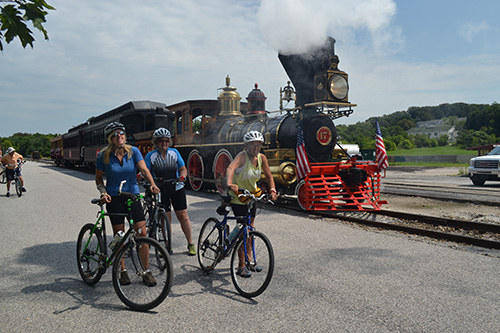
[82,195,141,269]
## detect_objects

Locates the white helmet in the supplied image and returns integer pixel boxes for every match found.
[5,147,15,154]
[153,128,171,139]
[243,131,264,143]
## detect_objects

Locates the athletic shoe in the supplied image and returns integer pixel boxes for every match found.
[21,187,26,192]
[119,271,131,285]
[143,271,157,286]
[6,192,10,197]
[237,266,251,278]
[187,243,196,256]
[247,263,262,272]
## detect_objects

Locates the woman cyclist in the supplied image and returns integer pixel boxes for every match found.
[95,122,160,286]
[225,131,278,278]
[144,128,196,256]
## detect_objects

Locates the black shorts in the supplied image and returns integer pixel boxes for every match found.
[5,168,20,181]
[230,202,256,223]
[106,195,145,226]
[161,187,187,211]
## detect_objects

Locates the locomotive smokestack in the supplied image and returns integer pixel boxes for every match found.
[278,36,336,107]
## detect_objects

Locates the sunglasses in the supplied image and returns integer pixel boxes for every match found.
[112,131,125,138]
[157,139,170,143]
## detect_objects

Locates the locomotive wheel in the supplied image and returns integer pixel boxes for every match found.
[213,149,233,195]
[295,180,312,211]
[187,150,204,191]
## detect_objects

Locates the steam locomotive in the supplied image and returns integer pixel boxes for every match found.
[51,36,385,211]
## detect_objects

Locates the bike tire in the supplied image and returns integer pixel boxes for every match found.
[157,210,172,255]
[0,172,6,184]
[112,237,173,311]
[197,217,222,272]
[230,230,274,298]
[76,223,106,285]
[15,178,22,197]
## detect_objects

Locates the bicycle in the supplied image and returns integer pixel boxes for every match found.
[76,180,173,311]
[3,160,25,196]
[143,178,177,255]
[197,189,275,298]
[0,164,6,184]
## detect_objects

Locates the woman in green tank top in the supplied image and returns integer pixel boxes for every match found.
[226,131,278,277]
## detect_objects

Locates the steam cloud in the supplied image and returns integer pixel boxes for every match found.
[257,0,399,55]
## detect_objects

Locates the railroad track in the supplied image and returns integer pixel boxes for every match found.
[381,181,500,207]
[275,197,500,250]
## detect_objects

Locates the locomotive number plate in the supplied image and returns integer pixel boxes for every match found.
[316,126,332,146]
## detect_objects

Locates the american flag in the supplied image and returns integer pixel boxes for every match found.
[296,121,311,180]
[375,120,389,172]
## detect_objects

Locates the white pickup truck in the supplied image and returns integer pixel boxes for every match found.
[468,145,500,186]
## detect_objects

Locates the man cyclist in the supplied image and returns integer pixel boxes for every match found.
[1,147,26,197]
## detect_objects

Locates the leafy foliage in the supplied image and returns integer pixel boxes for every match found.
[0,0,55,51]
[337,102,493,151]
[1,132,57,157]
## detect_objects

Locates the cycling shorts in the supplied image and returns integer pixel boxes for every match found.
[5,168,21,181]
[161,187,187,211]
[106,196,145,226]
[230,202,257,223]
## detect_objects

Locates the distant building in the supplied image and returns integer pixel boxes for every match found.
[407,118,465,144]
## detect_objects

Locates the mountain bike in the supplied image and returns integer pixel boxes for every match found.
[3,160,25,196]
[76,180,173,311]
[197,189,274,298]
[143,178,176,255]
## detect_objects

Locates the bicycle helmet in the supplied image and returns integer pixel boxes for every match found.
[5,147,15,154]
[153,128,171,139]
[243,131,264,144]
[104,122,125,138]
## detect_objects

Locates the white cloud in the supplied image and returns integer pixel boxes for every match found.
[458,21,491,43]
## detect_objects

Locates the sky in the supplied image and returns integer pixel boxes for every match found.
[1,0,500,138]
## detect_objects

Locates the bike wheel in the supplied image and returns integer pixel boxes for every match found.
[0,172,6,184]
[156,210,172,255]
[197,217,222,272]
[76,223,105,285]
[230,230,274,298]
[15,178,22,197]
[112,237,173,311]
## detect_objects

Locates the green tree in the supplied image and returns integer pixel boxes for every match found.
[0,0,55,51]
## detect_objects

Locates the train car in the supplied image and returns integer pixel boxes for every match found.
[53,101,172,168]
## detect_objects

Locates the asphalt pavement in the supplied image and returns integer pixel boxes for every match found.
[1,162,500,332]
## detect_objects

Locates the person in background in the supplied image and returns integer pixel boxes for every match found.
[225,131,278,278]
[95,122,160,286]
[144,128,196,256]
[1,147,26,197]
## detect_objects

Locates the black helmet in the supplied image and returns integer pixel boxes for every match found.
[104,122,125,138]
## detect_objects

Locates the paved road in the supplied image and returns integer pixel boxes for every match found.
[1,162,500,332]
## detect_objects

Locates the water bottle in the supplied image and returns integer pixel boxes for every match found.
[226,223,242,244]
[110,231,125,250]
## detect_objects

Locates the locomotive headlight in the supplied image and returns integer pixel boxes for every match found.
[329,74,348,100]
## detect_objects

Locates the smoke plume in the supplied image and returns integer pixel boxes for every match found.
[257,0,399,55]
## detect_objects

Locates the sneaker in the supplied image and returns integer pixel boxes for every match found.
[237,266,251,278]
[187,243,196,256]
[247,263,262,272]
[21,187,26,192]
[119,271,131,285]
[143,271,157,286]
[6,192,10,197]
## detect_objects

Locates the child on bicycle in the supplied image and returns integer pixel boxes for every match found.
[95,122,160,286]
[225,131,278,278]
[1,147,26,197]
[144,128,196,256]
